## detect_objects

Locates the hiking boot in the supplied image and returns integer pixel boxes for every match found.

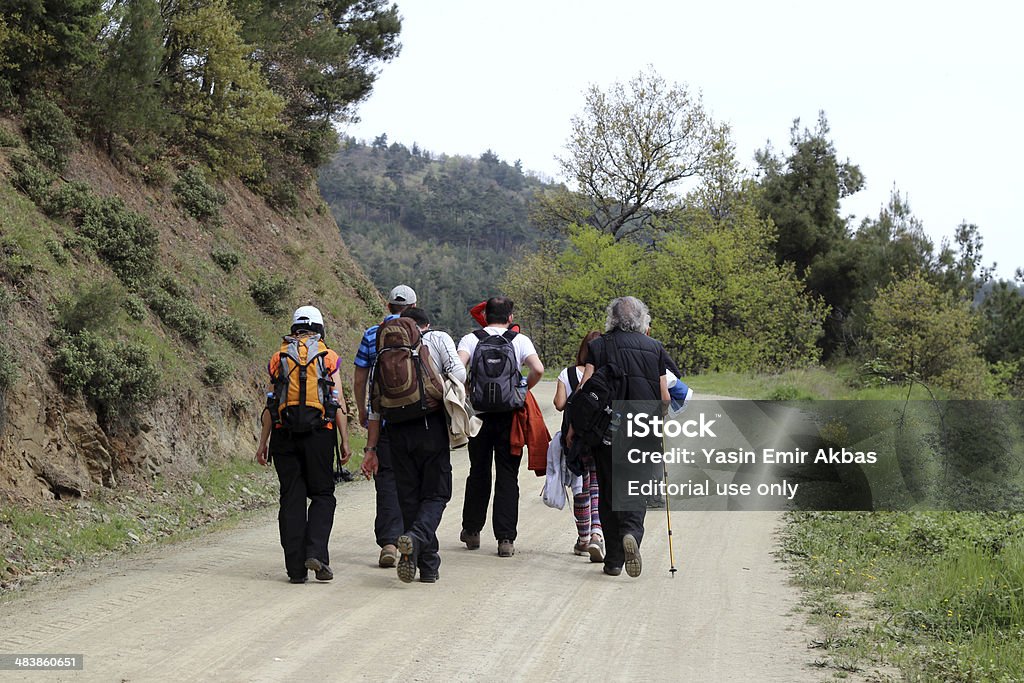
[418,571,439,584]
[587,535,606,563]
[304,557,333,581]
[603,565,622,577]
[573,538,589,556]
[379,544,398,568]
[289,575,308,584]
[497,539,515,557]
[623,534,642,578]
[460,529,480,550]
[396,535,417,583]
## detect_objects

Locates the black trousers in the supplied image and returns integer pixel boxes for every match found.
[373,431,404,548]
[387,410,452,575]
[462,411,522,541]
[594,442,646,570]
[270,427,337,579]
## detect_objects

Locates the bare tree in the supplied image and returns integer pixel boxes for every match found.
[553,67,724,240]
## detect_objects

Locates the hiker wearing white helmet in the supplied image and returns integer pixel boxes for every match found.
[256,305,351,584]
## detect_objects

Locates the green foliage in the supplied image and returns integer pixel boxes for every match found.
[55,280,124,334]
[0,125,18,147]
[52,329,160,418]
[9,153,56,205]
[122,294,147,322]
[0,237,35,287]
[143,279,209,345]
[506,202,827,372]
[213,316,255,349]
[42,180,100,219]
[865,273,993,397]
[210,247,241,272]
[174,167,227,221]
[321,139,552,331]
[233,0,401,172]
[77,195,158,286]
[0,0,104,90]
[165,0,285,176]
[248,272,289,316]
[202,359,231,387]
[756,112,864,277]
[43,237,69,265]
[85,0,168,145]
[21,95,78,171]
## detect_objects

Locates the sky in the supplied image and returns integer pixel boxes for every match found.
[345,0,1023,279]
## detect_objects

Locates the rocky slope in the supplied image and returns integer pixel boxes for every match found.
[0,119,379,502]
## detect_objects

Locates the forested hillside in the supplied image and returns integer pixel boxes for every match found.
[0,0,400,501]
[318,136,558,333]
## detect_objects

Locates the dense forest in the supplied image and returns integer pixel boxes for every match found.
[319,135,557,332]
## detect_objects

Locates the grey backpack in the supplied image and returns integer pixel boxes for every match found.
[468,329,525,412]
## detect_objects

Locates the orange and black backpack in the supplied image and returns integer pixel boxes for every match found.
[268,333,339,432]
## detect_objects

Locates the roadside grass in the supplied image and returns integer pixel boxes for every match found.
[781,511,1024,681]
[688,364,939,401]
[0,458,277,593]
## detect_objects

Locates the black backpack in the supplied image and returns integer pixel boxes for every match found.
[468,329,526,412]
[568,334,626,448]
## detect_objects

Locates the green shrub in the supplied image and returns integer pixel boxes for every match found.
[56,281,124,334]
[213,316,255,349]
[249,272,289,315]
[0,126,19,148]
[0,238,34,286]
[144,282,209,345]
[122,294,147,321]
[43,237,69,265]
[78,196,158,286]
[173,167,226,221]
[42,180,100,220]
[210,247,240,272]
[9,153,55,205]
[768,384,815,401]
[202,359,231,387]
[22,95,77,172]
[52,330,160,419]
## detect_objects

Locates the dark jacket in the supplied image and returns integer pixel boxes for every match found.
[587,330,668,401]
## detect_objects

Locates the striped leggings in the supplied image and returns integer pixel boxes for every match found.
[573,457,602,539]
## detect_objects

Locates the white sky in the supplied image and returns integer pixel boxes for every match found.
[345,0,1023,279]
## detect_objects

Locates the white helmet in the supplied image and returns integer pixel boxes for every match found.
[292,305,324,329]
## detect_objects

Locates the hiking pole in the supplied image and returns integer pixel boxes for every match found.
[663,459,677,577]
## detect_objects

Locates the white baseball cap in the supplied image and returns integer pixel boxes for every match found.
[292,305,324,328]
[388,285,417,305]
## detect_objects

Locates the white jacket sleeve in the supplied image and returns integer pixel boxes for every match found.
[435,331,466,384]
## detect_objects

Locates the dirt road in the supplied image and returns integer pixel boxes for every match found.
[0,382,817,682]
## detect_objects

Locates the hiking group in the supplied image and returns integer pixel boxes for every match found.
[256,287,690,584]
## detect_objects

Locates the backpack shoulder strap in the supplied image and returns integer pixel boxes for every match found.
[566,366,580,393]
[472,328,489,340]
[501,329,518,342]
